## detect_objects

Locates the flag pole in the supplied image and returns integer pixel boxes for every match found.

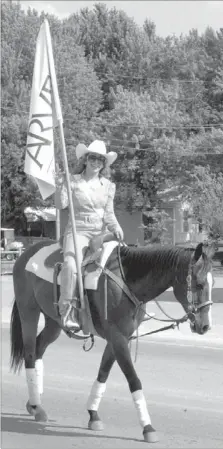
[55,207,60,240]
[55,163,60,240]
[57,121,85,310]
[55,198,61,240]
[43,19,85,310]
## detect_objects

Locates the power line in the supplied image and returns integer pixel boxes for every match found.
[1,106,223,130]
[1,57,216,84]
[64,142,223,156]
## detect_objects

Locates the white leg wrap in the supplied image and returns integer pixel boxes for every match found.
[132,390,151,428]
[87,380,106,411]
[35,359,44,395]
[26,368,41,406]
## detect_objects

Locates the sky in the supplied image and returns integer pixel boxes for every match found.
[19,1,223,37]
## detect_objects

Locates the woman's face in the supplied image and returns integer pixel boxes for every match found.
[86,153,106,174]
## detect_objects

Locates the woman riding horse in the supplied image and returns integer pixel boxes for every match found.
[10,144,215,442]
[55,140,124,332]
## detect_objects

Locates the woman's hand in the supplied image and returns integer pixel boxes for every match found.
[114,227,124,241]
[53,169,65,186]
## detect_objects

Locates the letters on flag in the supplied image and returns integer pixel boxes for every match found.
[25,20,62,200]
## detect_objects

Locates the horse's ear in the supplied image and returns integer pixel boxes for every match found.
[202,241,216,260]
[193,243,203,262]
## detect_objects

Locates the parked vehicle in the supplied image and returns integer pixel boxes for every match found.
[1,248,14,261]
[1,228,24,260]
[213,241,223,267]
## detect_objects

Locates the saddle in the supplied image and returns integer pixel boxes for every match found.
[44,232,120,338]
[44,231,117,269]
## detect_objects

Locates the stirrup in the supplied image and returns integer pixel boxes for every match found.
[61,302,81,333]
[62,319,81,333]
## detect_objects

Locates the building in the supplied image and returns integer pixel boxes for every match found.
[114,186,206,246]
[23,207,57,241]
[22,189,205,247]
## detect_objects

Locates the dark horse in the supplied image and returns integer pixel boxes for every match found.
[10,239,215,443]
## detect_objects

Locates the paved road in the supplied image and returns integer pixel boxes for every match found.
[2,326,223,449]
[1,275,223,448]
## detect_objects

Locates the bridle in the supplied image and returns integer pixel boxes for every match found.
[93,243,214,339]
[115,243,213,327]
[185,258,213,323]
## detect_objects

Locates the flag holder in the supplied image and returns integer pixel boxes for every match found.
[24,18,85,310]
[57,121,85,311]
[44,17,85,312]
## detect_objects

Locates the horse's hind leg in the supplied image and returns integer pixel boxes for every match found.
[87,343,115,431]
[35,315,61,398]
[109,326,158,443]
[19,303,48,422]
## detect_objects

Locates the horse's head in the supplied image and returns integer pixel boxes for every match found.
[187,242,215,335]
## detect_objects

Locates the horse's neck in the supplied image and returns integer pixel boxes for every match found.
[128,272,173,304]
[121,246,191,304]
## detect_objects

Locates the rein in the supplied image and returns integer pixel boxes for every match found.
[99,244,190,337]
[118,244,190,330]
[117,244,213,326]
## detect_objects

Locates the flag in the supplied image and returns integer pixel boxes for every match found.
[24,19,62,200]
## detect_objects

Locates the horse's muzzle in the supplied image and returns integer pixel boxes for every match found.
[190,322,210,335]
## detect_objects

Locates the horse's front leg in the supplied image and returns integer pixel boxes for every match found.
[87,342,115,431]
[109,325,158,443]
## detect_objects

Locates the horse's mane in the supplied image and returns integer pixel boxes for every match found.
[120,245,193,282]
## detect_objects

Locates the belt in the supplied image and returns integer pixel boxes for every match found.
[75,215,102,224]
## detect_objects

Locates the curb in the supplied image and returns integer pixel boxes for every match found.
[2,318,223,348]
[135,327,223,347]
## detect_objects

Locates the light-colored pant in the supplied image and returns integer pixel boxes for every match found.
[59,232,90,306]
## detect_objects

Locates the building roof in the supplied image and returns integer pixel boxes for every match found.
[157,186,184,203]
[24,207,56,222]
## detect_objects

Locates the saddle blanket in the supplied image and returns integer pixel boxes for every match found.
[25,241,119,290]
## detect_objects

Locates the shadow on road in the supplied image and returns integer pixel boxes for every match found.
[1,413,143,443]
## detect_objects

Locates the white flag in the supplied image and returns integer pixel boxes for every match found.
[25,19,62,199]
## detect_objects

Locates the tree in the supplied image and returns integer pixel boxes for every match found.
[96,84,198,208]
[2,1,223,234]
[1,1,103,228]
[186,166,223,239]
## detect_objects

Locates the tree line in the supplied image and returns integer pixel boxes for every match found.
[1,1,223,238]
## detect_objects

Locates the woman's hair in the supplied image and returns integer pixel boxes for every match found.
[73,154,111,178]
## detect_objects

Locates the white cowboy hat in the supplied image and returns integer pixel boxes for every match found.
[76,140,117,166]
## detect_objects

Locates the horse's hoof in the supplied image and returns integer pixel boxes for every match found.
[88,419,104,431]
[143,425,159,443]
[26,403,48,422]
[143,432,159,443]
[26,401,35,416]
[34,405,48,422]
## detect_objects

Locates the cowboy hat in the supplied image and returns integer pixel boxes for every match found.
[76,140,117,166]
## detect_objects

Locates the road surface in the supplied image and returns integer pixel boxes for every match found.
[2,323,223,449]
[1,275,223,448]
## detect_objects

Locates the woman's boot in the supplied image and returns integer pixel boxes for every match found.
[59,263,80,332]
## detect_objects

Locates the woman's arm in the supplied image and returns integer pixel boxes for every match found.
[55,183,69,210]
[54,173,74,210]
[103,182,124,239]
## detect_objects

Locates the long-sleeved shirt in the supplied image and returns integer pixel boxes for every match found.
[55,174,122,236]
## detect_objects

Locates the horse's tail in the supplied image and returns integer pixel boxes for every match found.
[10,300,24,373]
